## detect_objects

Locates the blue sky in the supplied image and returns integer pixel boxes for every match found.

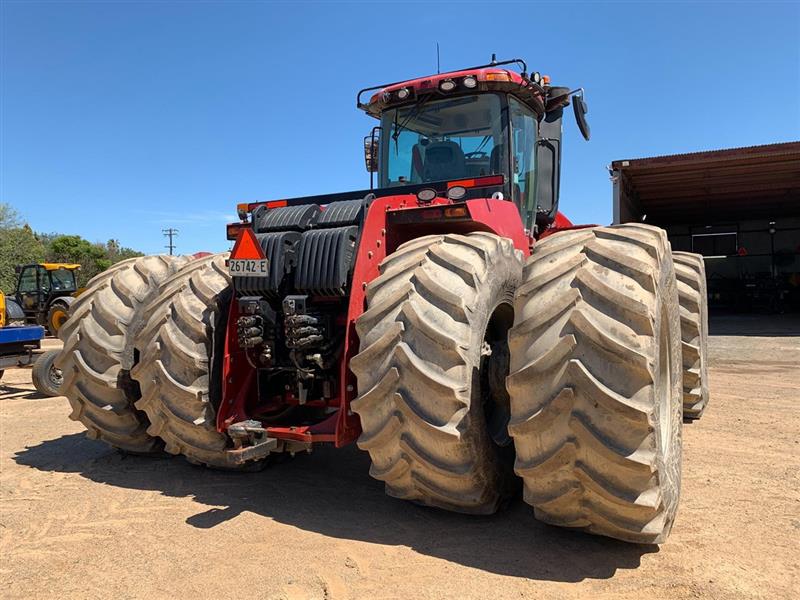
[2,1,798,254]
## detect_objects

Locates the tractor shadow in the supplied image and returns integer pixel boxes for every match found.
[15,433,658,582]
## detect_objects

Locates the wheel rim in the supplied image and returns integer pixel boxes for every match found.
[51,309,67,332]
[49,364,64,388]
[480,302,515,448]
[657,305,674,459]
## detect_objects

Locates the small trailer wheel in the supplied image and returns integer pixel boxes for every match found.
[32,350,64,397]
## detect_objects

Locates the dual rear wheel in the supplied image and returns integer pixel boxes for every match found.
[55,252,252,470]
[353,226,692,543]
[56,255,192,453]
[57,252,235,465]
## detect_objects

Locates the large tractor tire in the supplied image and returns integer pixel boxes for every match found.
[131,253,234,468]
[56,255,192,453]
[672,251,709,420]
[507,224,682,544]
[351,233,523,514]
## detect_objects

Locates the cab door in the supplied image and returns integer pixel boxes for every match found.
[509,97,539,232]
[15,265,48,318]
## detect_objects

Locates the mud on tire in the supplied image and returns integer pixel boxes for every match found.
[672,251,709,420]
[131,254,234,468]
[507,224,683,543]
[56,255,192,453]
[351,233,523,514]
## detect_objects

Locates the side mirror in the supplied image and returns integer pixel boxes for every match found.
[363,128,380,173]
[572,92,590,141]
[14,266,21,274]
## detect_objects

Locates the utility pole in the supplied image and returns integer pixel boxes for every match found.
[162,228,178,255]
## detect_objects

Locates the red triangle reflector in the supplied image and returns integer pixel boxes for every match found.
[230,227,265,260]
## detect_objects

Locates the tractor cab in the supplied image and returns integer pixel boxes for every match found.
[13,263,81,334]
[358,58,590,234]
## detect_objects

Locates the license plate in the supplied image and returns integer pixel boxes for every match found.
[228,258,269,277]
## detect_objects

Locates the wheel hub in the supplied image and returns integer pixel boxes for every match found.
[480,302,514,448]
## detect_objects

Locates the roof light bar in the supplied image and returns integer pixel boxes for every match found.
[355,57,529,107]
[485,72,510,82]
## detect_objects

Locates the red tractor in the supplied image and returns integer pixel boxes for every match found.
[57,57,709,544]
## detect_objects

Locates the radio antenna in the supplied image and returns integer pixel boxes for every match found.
[436,42,441,73]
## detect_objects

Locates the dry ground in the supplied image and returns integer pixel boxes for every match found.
[1,318,798,600]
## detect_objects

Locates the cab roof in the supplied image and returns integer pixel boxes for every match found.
[27,263,82,271]
[357,61,550,119]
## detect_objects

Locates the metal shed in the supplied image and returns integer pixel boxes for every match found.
[611,142,800,311]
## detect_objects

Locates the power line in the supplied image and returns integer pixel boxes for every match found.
[162,228,178,255]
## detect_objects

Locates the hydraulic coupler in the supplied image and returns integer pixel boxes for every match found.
[283,295,326,350]
[236,296,277,364]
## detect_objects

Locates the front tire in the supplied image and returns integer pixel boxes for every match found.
[351,233,523,514]
[507,224,682,543]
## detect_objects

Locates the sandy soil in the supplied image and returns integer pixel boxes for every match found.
[1,319,798,600]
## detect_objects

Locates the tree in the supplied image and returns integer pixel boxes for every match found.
[0,203,145,291]
[0,225,46,293]
[107,238,120,257]
[114,245,144,262]
[47,235,111,286]
[0,202,21,230]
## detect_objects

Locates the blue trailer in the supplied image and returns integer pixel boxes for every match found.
[1,293,62,396]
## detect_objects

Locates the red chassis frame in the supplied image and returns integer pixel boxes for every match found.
[218,195,574,448]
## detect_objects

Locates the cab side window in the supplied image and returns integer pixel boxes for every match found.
[509,97,537,229]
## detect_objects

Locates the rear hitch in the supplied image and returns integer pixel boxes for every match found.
[225,420,313,465]
[226,419,278,466]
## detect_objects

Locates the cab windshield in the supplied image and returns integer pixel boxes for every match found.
[50,268,77,292]
[378,93,508,188]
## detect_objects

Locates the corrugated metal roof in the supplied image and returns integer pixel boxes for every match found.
[611,141,800,169]
[613,141,800,224]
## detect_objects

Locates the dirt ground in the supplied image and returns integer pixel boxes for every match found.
[1,317,798,600]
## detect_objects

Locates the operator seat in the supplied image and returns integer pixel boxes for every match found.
[423,141,467,182]
[490,146,503,174]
